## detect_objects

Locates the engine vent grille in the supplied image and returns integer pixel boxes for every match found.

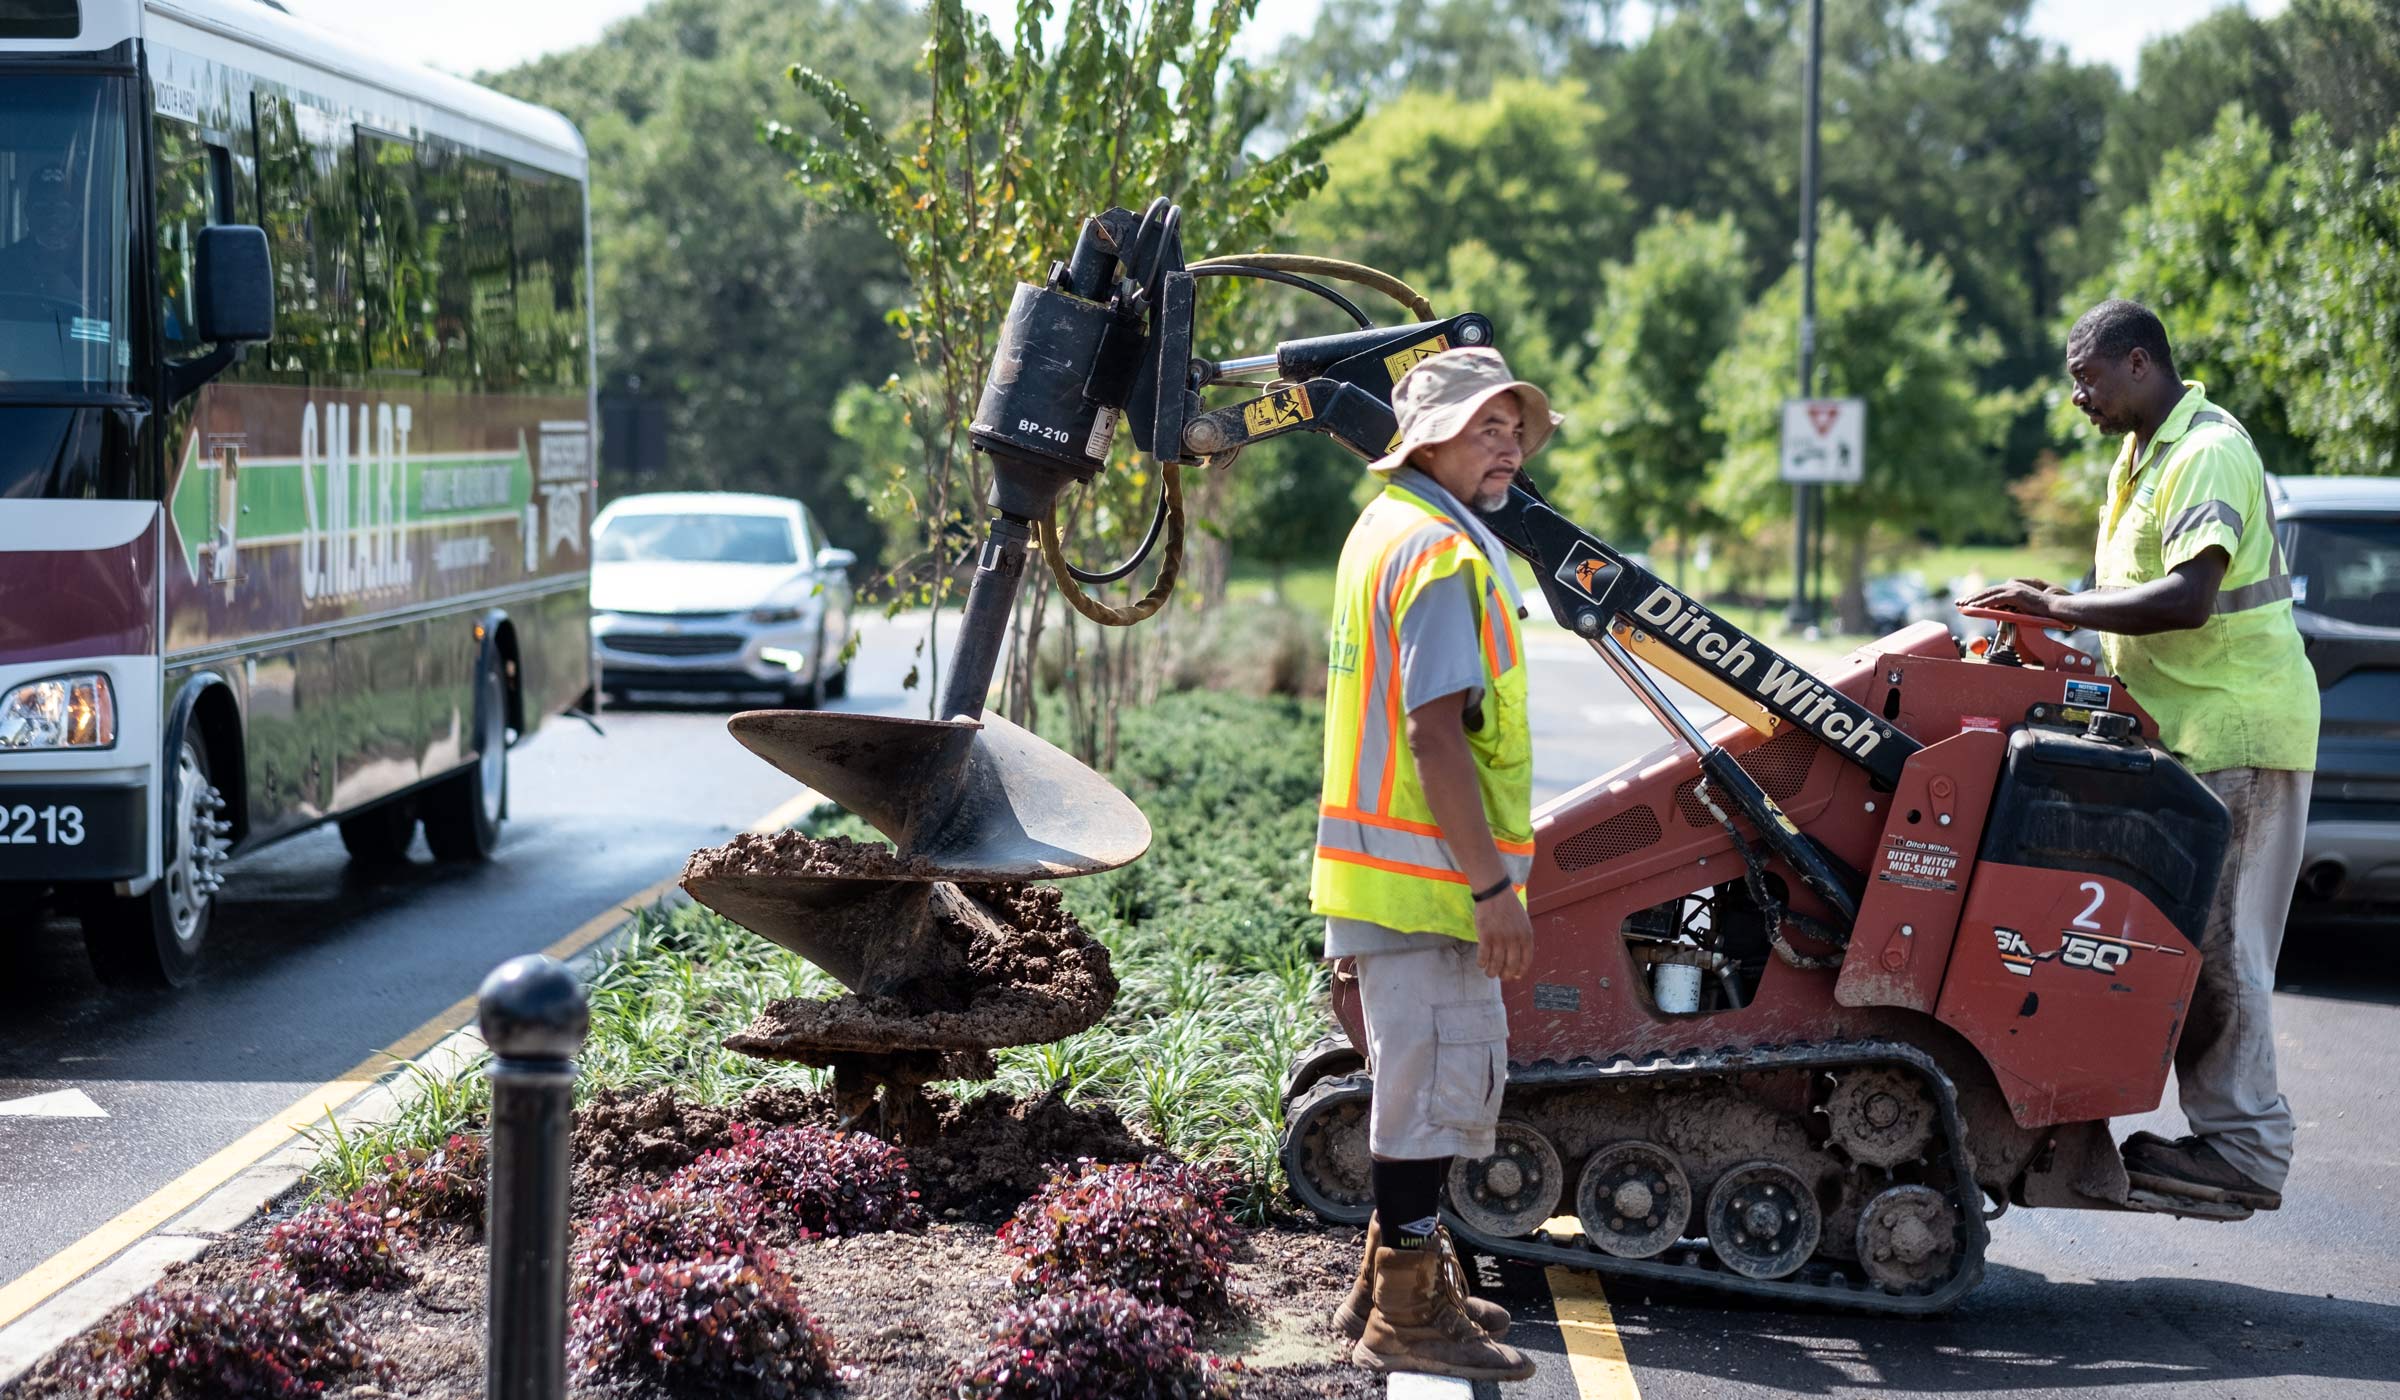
[1554,806,1665,872]
[1673,726,1820,827]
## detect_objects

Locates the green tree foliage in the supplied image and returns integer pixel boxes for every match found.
[775,0,1350,754]
[1289,80,1628,355]
[1547,211,1748,579]
[1703,213,2007,629]
[2060,107,2400,500]
[490,0,924,556]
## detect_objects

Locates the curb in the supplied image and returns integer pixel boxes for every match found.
[0,891,684,1390]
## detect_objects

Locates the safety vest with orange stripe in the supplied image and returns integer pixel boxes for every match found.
[1309,479,1534,942]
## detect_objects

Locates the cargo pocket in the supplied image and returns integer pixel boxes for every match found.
[1429,999,1508,1131]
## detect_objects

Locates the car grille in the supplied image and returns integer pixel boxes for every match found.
[607,633,745,658]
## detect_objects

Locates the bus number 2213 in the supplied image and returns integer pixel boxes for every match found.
[2,804,86,846]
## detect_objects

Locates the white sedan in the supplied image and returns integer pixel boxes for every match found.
[590,492,856,707]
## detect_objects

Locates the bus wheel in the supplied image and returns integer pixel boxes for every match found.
[424,655,507,862]
[84,731,229,987]
[339,799,418,866]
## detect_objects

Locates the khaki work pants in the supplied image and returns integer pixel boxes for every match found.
[2181,765,2312,1192]
[1353,937,1508,1160]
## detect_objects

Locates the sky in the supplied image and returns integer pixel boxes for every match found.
[278,0,2287,84]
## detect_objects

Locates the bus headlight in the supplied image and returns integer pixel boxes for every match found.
[0,673,118,750]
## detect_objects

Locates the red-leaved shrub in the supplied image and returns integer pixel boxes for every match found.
[56,1277,387,1399]
[371,1131,488,1230]
[955,1287,1234,1400]
[669,1122,924,1238]
[997,1160,1240,1319]
[261,1198,410,1291]
[569,1246,834,1400]
[573,1180,764,1288]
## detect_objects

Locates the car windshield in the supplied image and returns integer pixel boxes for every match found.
[595,512,799,565]
[0,76,133,396]
[2286,517,2400,629]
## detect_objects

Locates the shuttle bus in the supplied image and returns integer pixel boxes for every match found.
[0,0,597,984]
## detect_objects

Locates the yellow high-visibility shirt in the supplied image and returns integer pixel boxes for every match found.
[2095,383,2319,774]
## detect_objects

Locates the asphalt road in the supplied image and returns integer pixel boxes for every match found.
[0,611,941,1290]
[3,605,2395,1400]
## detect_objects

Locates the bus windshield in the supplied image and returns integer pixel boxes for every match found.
[0,75,133,397]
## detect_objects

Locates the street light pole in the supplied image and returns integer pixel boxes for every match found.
[1786,0,1824,632]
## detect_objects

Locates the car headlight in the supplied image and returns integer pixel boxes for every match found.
[747,578,823,626]
[0,673,117,750]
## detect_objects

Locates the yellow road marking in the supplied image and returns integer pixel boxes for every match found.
[1546,1265,1641,1399]
[0,861,692,1331]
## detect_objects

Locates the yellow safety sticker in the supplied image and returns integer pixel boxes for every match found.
[1243,384,1314,436]
[1384,334,1451,383]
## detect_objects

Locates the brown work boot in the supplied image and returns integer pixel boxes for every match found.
[2123,1134,2282,1211]
[1350,1244,1535,1381]
[1334,1218,1510,1341]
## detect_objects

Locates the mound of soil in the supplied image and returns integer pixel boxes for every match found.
[908,1086,1156,1221]
[571,1086,741,1198]
[681,829,937,882]
[722,882,1118,1062]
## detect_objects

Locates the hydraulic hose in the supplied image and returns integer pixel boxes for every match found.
[1038,254,1432,627]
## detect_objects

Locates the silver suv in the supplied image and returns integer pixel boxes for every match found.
[590,492,856,706]
[2273,476,2400,911]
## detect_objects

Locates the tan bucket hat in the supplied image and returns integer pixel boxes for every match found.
[1368,346,1562,474]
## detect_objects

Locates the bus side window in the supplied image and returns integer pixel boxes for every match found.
[153,116,212,358]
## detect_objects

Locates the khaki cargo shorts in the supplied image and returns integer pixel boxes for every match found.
[1353,936,1508,1160]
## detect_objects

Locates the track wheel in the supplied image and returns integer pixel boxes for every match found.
[1448,1120,1564,1239]
[1825,1067,1936,1168]
[1576,1141,1692,1259]
[1280,1032,1364,1112]
[1855,1184,1962,1293]
[1282,1072,1372,1225]
[1705,1160,1821,1280]
[423,651,507,862]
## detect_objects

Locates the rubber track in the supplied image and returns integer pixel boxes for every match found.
[1296,1038,1990,1317]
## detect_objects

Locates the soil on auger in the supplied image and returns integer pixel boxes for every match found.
[685,831,1119,1065]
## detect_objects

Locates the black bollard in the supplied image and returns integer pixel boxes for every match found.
[479,954,589,1400]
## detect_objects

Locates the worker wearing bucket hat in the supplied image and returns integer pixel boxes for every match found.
[1313,346,1560,1383]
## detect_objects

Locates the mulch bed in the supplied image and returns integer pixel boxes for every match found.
[9,1087,1382,1400]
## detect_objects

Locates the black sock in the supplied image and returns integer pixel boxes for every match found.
[1371,1158,1448,1250]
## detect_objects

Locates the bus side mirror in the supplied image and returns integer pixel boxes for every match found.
[195,225,274,344]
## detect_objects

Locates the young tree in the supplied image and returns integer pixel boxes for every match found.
[1546,210,1748,581]
[775,0,1350,762]
[1703,213,2009,632]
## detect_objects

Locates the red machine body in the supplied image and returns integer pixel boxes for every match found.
[1329,620,2219,1211]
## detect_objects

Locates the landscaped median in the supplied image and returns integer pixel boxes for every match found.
[5,691,1391,1399]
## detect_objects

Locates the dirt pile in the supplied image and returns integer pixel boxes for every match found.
[909,1086,1155,1220]
[681,828,937,882]
[571,1086,741,1197]
[722,879,1119,1063]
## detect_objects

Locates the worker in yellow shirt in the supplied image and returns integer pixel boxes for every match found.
[1965,298,2319,1212]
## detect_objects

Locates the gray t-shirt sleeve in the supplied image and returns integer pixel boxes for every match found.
[1397,571,1486,713]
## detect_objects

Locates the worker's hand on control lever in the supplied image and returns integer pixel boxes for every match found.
[1957,578,2065,621]
[1474,893,1535,981]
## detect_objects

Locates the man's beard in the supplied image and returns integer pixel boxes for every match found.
[1473,486,1511,512]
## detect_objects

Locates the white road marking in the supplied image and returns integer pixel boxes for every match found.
[1387,1374,1474,1399]
[0,1090,106,1119]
